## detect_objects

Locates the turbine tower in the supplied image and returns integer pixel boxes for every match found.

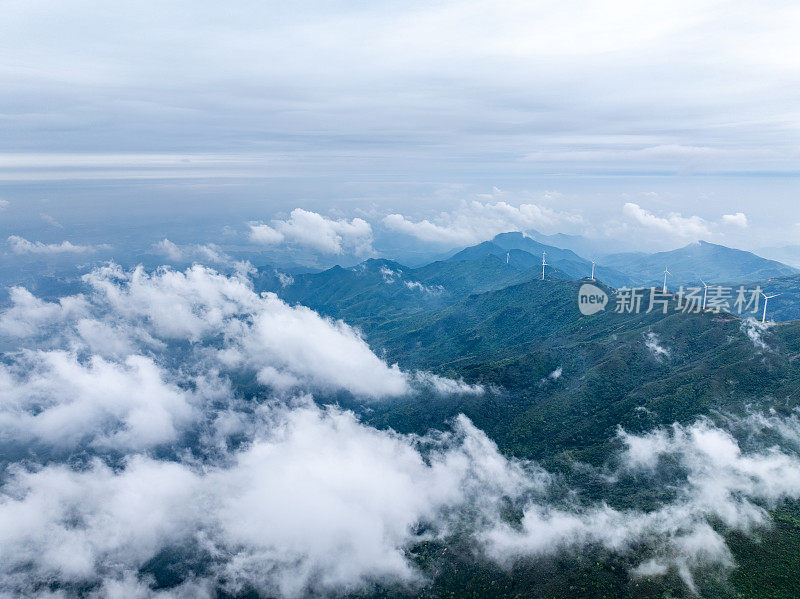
[662,266,670,293]
[541,251,548,281]
[590,261,595,281]
[761,292,781,323]
[506,252,509,264]
[700,278,709,310]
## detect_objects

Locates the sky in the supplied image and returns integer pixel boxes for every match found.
[1,0,799,255]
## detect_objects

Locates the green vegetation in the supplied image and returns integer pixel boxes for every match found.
[252,249,800,598]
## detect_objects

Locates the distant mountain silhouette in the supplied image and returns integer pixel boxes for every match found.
[448,232,632,287]
[602,240,797,287]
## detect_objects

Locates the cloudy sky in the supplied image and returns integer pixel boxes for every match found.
[4,7,800,595]
[1,0,799,251]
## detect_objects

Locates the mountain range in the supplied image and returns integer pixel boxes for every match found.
[257,234,798,323]
[6,230,799,599]
[249,238,800,598]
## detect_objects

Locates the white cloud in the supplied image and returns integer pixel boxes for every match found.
[618,418,800,533]
[378,266,443,293]
[91,575,213,599]
[249,209,374,255]
[543,366,563,382]
[384,199,582,246]
[621,204,753,243]
[0,264,408,399]
[741,317,772,351]
[40,213,63,228]
[74,318,158,358]
[413,372,484,396]
[209,408,522,597]
[195,244,228,264]
[644,332,670,361]
[86,265,408,396]
[1,264,480,402]
[0,351,199,450]
[230,293,410,398]
[0,199,8,210]
[82,263,259,341]
[0,404,536,598]
[0,456,206,590]
[4,405,799,597]
[0,287,88,337]
[152,238,231,265]
[622,203,712,239]
[248,223,284,245]
[404,280,444,294]
[8,235,101,254]
[380,265,399,283]
[484,417,800,592]
[152,238,183,261]
[722,212,748,228]
[275,270,294,287]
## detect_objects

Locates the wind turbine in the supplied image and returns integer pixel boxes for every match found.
[761,292,781,323]
[541,251,548,281]
[590,261,596,281]
[699,278,709,310]
[506,252,509,264]
[662,266,670,293]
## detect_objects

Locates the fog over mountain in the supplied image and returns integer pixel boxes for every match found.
[0,244,799,597]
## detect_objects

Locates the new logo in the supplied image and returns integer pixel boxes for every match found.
[578,283,608,315]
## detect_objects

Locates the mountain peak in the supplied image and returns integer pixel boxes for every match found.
[604,240,798,285]
[493,231,527,242]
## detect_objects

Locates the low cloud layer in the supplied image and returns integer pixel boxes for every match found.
[0,351,200,451]
[486,417,800,593]
[0,404,538,598]
[741,317,774,351]
[2,264,800,597]
[644,331,671,361]
[3,391,800,596]
[2,263,411,401]
[0,264,485,455]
